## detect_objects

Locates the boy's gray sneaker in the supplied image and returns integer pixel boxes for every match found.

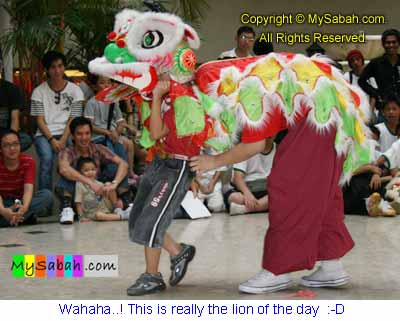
[169,243,196,286]
[126,273,166,296]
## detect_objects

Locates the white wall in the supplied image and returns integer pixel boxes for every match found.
[194,0,400,62]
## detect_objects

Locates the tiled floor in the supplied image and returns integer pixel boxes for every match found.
[1,213,399,299]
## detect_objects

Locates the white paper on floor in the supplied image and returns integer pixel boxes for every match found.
[181,191,211,219]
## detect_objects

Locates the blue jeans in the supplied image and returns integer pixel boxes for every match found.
[34,135,59,190]
[0,189,53,227]
[92,135,128,163]
[19,132,33,152]
[92,136,129,183]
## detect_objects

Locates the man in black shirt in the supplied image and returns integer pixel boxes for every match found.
[358,29,400,113]
[0,57,32,151]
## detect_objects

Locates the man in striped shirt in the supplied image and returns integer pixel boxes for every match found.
[0,129,52,227]
[30,51,84,192]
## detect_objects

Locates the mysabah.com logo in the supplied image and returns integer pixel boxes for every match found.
[10,254,118,278]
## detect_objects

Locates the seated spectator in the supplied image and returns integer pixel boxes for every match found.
[56,117,128,224]
[224,139,276,215]
[219,26,255,59]
[343,123,396,215]
[343,163,394,215]
[0,57,32,151]
[31,51,84,191]
[374,94,400,152]
[0,129,52,227]
[75,157,131,222]
[85,75,138,182]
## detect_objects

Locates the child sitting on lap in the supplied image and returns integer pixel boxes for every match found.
[74,157,131,222]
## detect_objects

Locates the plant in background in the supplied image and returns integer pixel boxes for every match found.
[0,0,209,90]
[1,0,64,97]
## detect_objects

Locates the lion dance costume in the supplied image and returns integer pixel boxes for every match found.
[89,9,374,291]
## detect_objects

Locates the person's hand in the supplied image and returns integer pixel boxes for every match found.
[243,192,258,210]
[191,180,200,198]
[107,130,119,144]
[201,182,215,194]
[79,217,91,223]
[152,80,170,99]
[14,205,28,217]
[11,212,24,226]
[189,155,217,174]
[59,137,67,150]
[90,181,104,196]
[126,125,137,135]
[370,174,382,190]
[50,139,62,153]
[1,208,18,226]
[198,183,208,194]
[103,181,118,198]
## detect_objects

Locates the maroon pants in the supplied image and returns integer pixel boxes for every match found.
[263,119,354,275]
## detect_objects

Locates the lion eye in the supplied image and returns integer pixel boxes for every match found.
[142,30,163,49]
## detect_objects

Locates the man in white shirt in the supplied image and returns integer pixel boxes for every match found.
[224,140,276,215]
[219,26,255,59]
[374,94,400,152]
[31,51,84,191]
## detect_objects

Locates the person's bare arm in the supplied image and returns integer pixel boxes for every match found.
[125,99,135,127]
[149,81,169,141]
[91,121,111,137]
[190,140,267,173]
[109,155,128,185]
[59,153,96,187]
[10,110,20,132]
[102,155,129,195]
[59,118,74,148]
[19,184,33,213]
[232,171,252,196]
[87,118,116,143]
[208,171,221,190]
[36,115,53,140]
[36,115,63,152]
[118,119,137,135]
[353,164,382,176]
[116,119,125,135]
[232,170,258,208]
[380,175,393,184]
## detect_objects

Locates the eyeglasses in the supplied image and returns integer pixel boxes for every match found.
[1,142,20,149]
[54,92,61,104]
[240,35,255,41]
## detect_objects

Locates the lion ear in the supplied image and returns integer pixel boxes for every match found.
[184,24,200,49]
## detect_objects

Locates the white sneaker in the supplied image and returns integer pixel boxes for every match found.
[116,204,133,220]
[60,207,75,224]
[300,260,350,288]
[229,202,247,216]
[238,269,293,294]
